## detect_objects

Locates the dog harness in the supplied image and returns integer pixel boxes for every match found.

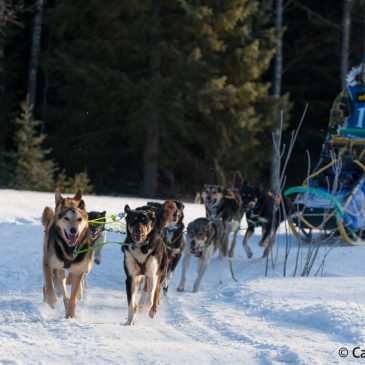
[246,199,266,228]
[164,225,184,250]
[126,238,156,275]
[49,225,87,269]
[247,191,281,228]
[134,255,150,275]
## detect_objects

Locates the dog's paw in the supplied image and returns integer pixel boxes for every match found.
[47,292,57,308]
[94,259,100,265]
[258,240,268,248]
[262,249,270,258]
[149,308,157,319]
[176,286,184,292]
[139,300,152,314]
[228,249,235,258]
[125,317,136,326]
[65,313,76,319]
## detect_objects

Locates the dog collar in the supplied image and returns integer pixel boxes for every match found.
[130,240,150,249]
[63,259,72,269]
[190,242,210,255]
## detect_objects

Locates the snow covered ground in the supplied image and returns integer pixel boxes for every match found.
[1,189,365,364]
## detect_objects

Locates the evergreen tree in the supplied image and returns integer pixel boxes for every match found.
[5,99,93,192]
[8,99,56,191]
[43,0,136,194]
[0,0,24,168]
[43,0,284,196]
[176,0,286,185]
[55,170,93,194]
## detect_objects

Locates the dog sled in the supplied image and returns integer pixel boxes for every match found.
[284,128,365,245]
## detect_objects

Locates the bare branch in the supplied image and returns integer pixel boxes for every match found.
[293,1,341,31]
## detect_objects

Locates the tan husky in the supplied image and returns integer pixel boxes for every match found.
[42,189,92,318]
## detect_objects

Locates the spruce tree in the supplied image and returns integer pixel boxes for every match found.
[176,0,286,185]
[43,0,286,196]
[8,99,56,191]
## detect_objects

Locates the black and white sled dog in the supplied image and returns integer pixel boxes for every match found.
[146,201,185,295]
[239,180,293,258]
[122,202,175,325]
[177,217,224,293]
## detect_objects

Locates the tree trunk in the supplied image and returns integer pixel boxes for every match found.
[270,0,283,192]
[140,5,160,198]
[341,0,352,88]
[27,0,44,111]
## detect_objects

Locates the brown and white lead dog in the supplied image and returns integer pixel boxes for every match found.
[42,189,92,319]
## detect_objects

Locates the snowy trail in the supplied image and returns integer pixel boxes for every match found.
[1,189,365,364]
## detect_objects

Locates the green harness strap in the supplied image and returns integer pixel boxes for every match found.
[88,214,125,225]
[74,241,127,256]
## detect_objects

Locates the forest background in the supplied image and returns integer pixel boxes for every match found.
[0,0,363,199]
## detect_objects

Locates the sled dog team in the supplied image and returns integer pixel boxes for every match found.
[42,172,292,324]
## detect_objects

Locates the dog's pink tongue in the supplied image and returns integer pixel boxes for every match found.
[68,234,77,246]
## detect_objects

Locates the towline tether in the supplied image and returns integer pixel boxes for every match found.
[88,212,126,223]
[73,238,158,256]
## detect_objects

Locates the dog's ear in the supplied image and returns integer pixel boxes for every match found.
[147,210,156,224]
[124,205,131,214]
[74,188,83,201]
[78,199,85,210]
[163,201,176,214]
[193,192,202,204]
[161,201,176,227]
[101,210,106,217]
[55,188,63,206]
